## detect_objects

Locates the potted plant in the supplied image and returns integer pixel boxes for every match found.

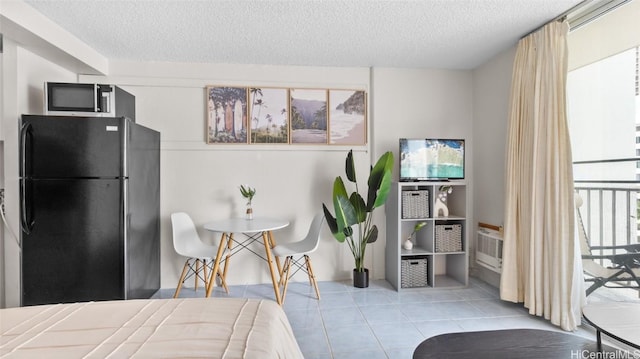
[404,222,427,250]
[239,185,256,219]
[322,149,394,288]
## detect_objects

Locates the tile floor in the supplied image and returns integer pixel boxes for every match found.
[153,278,639,359]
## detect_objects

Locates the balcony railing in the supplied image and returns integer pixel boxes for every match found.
[574,157,640,265]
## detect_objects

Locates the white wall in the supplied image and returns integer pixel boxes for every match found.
[80,62,379,288]
[471,48,515,229]
[470,46,517,286]
[74,62,475,290]
[370,68,474,152]
[370,68,474,277]
[80,61,374,290]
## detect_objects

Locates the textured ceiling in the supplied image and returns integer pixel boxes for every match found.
[22,0,581,70]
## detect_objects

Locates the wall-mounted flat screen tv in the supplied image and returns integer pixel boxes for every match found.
[399,138,465,181]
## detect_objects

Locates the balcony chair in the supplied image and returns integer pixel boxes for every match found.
[171,212,228,298]
[575,195,640,296]
[272,213,325,304]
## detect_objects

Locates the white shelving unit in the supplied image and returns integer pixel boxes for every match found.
[385,181,469,290]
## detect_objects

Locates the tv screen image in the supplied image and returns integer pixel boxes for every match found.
[399,138,465,181]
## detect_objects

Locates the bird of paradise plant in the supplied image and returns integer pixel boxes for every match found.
[322,150,394,274]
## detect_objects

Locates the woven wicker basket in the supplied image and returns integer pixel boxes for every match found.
[435,224,462,252]
[401,190,429,219]
[401,257,428,288]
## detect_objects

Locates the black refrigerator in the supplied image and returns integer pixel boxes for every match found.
[19,115,160,306]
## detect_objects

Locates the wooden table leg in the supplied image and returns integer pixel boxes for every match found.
[267,231,282,277]
[223,233,234,281]
[262,231,282,305]
[206,232,229,297]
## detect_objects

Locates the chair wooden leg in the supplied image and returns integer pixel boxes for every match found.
[278,257,290,287]
[202,259,209,291]
[277,256,286,284]
[217,267,229,293]
[195,259,201,290]
[202,259,228,294]
[174,260,191,298]
[281,257,292,304]
[302,255,312,286]
[304,255,320,300]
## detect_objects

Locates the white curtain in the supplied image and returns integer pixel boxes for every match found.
[499,20,585,331]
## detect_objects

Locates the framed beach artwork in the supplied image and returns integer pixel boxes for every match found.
[328,90,367,145]
[206,86,248,144]
[290,88,328,144]
[249,88,290,144]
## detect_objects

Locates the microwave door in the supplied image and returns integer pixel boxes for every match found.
[45,82,98,114]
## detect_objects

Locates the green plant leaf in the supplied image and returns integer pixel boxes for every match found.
[337,193,358,228]
[367,225,379,244]
[367,151,394,210]
[413,222,427,234]
[345,150,356,183]
[322,204,345,242]
[239,185,256,200]
[342,225,353,238]
[332,177,357,233]
[349,192,367,223]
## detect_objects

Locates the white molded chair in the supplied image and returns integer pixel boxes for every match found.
[171,212,228,298]
[272,213,324,303]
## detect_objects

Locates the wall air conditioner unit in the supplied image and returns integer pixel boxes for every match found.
[476,227,503,273]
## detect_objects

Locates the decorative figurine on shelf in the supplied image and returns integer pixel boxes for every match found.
[404,222,427,251]
[434,185,452,218]
[239,185,256,220]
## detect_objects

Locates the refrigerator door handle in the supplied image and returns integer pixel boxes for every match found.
[20,122,35,234]
[19,179,34,234]
[20,122,32,178]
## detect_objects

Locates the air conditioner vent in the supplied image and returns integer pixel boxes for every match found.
[476,229,503,273]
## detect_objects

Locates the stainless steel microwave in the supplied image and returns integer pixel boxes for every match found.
[44,82,136,120]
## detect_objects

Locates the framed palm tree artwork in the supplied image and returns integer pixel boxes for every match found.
[206,86,248,144]
[290,88,328,144]
[328,89,367,145]
[249,87,290,144]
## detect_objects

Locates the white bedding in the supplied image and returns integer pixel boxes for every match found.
[0,297,303,358]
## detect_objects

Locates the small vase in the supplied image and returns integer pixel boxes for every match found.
[403,237,413,250]
[246,206,253,220]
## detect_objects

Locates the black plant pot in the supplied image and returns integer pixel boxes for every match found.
[353,268,369,288]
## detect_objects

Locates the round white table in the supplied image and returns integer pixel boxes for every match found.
[203,217,289,305]
[204,217,289,234]
[582,302,640,351]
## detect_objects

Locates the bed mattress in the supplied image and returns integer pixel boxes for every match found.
[0,297,303,358]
